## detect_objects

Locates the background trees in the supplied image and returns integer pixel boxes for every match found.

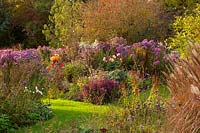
[0,0,53,48]
[169,4,200,57]
[81,0,168,43]
[43,0,83,48]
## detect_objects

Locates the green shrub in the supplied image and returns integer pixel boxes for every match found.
[169,4,200,57]
[47,87,65,99]
[103,61,120,71]
[164,0,199,14]
[0,114,12,132]
[26,103,53,123]
[64,61,88,83]
[65,83,80,101]
[106,69,127,82]
[138,77,152,91]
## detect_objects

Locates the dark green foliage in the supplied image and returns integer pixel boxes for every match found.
[103,61,120,71]
[65,83,81,101]
[64,61,89,83]
[0,0,53,48]
[164,0,200,15]
[106,69,127,82]
[26,103,53,123]
[0,114,13,132]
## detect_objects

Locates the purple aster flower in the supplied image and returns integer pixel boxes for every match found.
[153,60,160,65]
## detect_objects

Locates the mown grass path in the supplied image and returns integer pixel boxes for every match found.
[15,99,109,133]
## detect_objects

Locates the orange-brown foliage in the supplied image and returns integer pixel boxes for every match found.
[82,0,167,43]
[166,45,200,133]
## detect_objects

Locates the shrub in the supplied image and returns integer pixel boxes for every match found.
[0,49,47,94]
[0,49,51,128]
[169,4,200,57]
[0,114,12,132]
[64,61,89,83]
[132,40,168,76]
[80,79,120,105]
[166,44,200,132]
[82,0,167,43]
[164,0,199,15]
[25,103,53,125]
[106,69,127,82]
[26,103,53,123]
[65,83,81,101]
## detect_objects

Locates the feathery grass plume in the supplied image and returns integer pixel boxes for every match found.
[166,44,200,133]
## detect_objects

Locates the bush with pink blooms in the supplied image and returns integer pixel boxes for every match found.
[80,79,120,105]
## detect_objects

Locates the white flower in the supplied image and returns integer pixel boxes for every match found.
[116,53,120,57]
[35,86,43,95]
[109,58,114,62]
[24,87,28,92]
[190,84,200,95]
[92,39,99,48]
[38,91,43,95]
[103,57,107,62]
[112,55,116,59]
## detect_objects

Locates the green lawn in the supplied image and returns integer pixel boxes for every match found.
[15,99,109,133]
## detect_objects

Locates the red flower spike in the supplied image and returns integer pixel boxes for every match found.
[60,63,64,68]
[100,128,107,133]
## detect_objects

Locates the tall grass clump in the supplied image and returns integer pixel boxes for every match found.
[166,44,200,133]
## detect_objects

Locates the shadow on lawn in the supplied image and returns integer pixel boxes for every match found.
[14,108,94,133]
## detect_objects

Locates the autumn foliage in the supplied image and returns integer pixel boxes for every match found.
[82,0,167,43]
[166,44,200,133]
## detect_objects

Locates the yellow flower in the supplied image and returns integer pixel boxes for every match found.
[50,56,56,62]
[54,54,59,57]
[50,54,61,62]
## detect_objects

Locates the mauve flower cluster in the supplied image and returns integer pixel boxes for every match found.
[133,39,164,66]
[37,46,68,57]
[79,37,169,74]
[115,45,131,57]
[0,49,40,66]
[0,46,68,68]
